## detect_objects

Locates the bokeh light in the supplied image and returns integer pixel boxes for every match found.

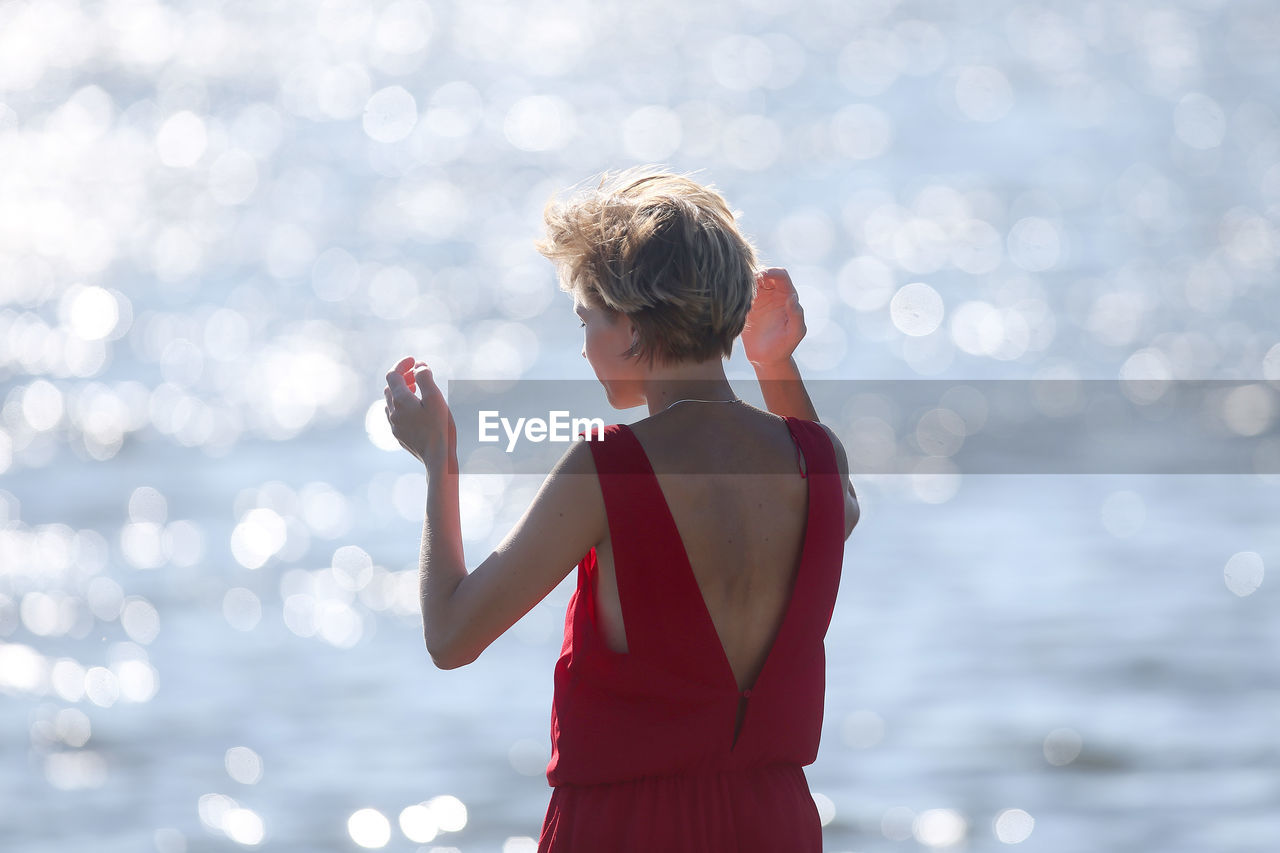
[1223,551,1264,597]
[348,808,391,849]
[223,807,265,846]
[425,794,468,833]
[230,508,288,569]
[363,86,417,143]
[1043,728,1084,766]
[890,283,945,337]
[914,808,967,848]
[222,588,262,631]
[812,792,836,827]
[399,803,438,843]
[225,746,264,785]
[993,808,1035,844]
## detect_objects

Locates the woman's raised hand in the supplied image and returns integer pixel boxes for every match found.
[384,356,456,469]
[741,268,806,369]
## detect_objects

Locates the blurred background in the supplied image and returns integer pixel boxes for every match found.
[1,0,1278,851]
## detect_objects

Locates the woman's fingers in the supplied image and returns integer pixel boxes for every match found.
[757,268,790,286]
[383,360,450,463]
[413,365,441,399]
[385,370,420,406]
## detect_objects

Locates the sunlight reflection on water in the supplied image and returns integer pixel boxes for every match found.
[2,0,1278,850]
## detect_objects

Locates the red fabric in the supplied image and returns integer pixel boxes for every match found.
[537,416,846,852]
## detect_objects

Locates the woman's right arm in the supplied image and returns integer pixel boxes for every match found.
[743,268,859,538]
[752,355,819,422]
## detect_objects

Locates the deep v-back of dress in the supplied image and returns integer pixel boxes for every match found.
[538,416,846,853]
[598,417,808,643]
[605,419,812,743]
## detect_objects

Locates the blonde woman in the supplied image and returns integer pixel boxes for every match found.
[384,169,859,851]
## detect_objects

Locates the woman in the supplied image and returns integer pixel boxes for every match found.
[383,170,859,851]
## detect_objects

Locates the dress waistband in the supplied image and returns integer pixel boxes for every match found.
[553,762,806,789]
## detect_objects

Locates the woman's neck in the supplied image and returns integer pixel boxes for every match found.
[639,359,736,417]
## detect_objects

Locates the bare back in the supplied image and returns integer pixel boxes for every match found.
[592,403,810,693]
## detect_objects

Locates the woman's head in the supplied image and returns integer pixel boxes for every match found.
[536,168,759,370]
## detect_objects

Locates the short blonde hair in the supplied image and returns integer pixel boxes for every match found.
[535,167,759,367]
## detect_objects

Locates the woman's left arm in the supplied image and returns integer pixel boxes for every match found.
[385,362,604,670]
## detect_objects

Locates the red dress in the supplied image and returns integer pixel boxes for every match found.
[537,416,846,852]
